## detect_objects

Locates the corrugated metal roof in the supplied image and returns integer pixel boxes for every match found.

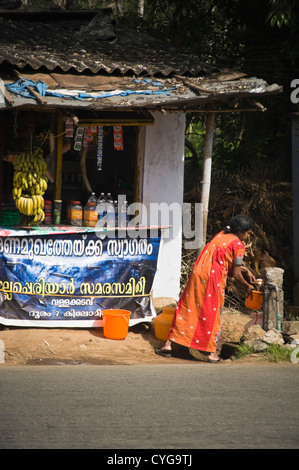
[0,9,217,77]
[0,9,282,111]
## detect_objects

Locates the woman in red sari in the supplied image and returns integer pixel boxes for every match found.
[156,214,256,362]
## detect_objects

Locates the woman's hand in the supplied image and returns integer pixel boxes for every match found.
[232,265,256,294]
[240,266,256,284]
[245,284,254,296]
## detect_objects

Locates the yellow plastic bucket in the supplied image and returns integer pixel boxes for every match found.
[153,306,176,341]
[245,290,263,310]
[102,309,131,340]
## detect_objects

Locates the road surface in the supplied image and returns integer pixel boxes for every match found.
[0,363,298,450]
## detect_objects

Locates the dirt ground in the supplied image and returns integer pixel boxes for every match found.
[0,309,252,366]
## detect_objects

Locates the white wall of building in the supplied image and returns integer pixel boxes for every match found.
[139,112,185,301]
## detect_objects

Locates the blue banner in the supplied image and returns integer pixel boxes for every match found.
[0,226,161,327]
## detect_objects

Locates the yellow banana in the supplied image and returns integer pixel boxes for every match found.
[23,197,28,215]
[13,171,22,184]
[21,177,28,190]
[32,195,37,213]
[28,197,34,216]
[17,196,24,214]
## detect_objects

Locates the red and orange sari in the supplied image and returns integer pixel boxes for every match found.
[169,231,245,352]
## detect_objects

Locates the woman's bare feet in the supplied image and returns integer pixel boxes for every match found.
[207,352,222,363]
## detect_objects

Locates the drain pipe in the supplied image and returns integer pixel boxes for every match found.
[265,284,282,331]
[263,267,284,331]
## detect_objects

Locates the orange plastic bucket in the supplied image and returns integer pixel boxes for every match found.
[245,290,263,310]
[102,309,131,340]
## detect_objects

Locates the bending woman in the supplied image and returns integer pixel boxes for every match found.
[156,214,256,362]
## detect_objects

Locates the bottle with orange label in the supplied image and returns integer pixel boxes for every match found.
[83,202,97,227]
[70,201,83,226]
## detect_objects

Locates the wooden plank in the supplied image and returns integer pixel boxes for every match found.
[50,73,123,90]
[3,87,14,106]
[26,86,47,105]
[19,72,59,88]
[54,111,64,202]
[14,69,47,105]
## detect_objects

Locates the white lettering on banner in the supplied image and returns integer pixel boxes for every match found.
[0,236,103,260]
[0,235,155,260]
[107,239,153,259]
[63,309,98,318]
[0,276,147,299]
[28,309,99,319]
[51,298,93,307]
[0,277,75,297]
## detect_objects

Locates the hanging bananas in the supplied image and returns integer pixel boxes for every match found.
[12,149,48,224]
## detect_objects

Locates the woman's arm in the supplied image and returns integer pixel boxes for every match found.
[240,265,256,284]
[232,265,256,295]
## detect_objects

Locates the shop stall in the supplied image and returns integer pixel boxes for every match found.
[0,8,282,328]
[0,106,169,327]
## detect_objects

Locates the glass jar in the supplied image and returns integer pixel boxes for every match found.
[70,201,83,226]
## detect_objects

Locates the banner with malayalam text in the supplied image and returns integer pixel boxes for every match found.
[0,226,161,327]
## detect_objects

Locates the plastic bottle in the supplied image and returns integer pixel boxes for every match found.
[106,193,114,222]
[83,202,97,227]
[96,193,107,220]
[97,193,106,204]
[53,200,62,225]
[88,192,97,204]
[106,193,113,204]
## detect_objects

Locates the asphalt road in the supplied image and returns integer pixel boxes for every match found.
[0,363,298,451]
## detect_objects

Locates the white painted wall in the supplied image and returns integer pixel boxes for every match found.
[140,112,185,301]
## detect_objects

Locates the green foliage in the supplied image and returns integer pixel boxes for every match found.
[235,343,255,358]
[262,343,293,362]
[115,0,298,180]
[268,0,297,28]
[236,342,293,362]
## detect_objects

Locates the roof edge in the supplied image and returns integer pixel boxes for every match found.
[0,8,110,21]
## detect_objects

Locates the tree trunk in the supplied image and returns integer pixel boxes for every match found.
[138,0,145,17]
[200,111,215,252]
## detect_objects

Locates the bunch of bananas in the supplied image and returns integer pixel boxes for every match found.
[12,149,48,224]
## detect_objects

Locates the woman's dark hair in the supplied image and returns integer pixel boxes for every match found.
[224,214,253,234]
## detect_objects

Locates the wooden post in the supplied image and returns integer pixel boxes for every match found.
[54,111,64,201]
[200,110,215,251]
